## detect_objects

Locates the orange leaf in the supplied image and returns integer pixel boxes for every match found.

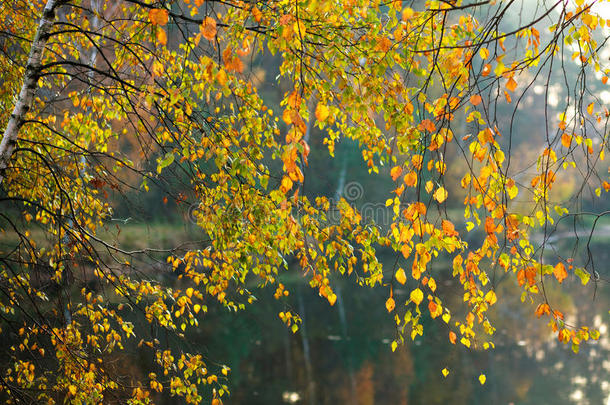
[149,9,169,26]
[390,166,403,181]
[156,27,167,46]
[553,262,567,283]
[506,77,517,92]
[386,297,396,312]
[470,94,482,106]
[252,6,263,23]
[442,219,458,237]
[561,133,572,148]
[535,303,550,318]
[201,16,218,41]
[482,63,491,76]
[315,103,329,122]
[449,331,457,344]
[428,300,439,318]
[404,171,417,187]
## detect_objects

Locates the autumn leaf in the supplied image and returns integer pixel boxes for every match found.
[587,102,594,115]
[404,171,417,187]
[390,166,403,181]
[280,176,293,193]
[506,77,517,92]
[442,368,449,377]
[479,374,486,385]
[484,290,497,305]
[149,8,169,26]
[395,268,407,285]
[449,331,457,344]
[441,220,458,237]
[561,133,572,148]
[470,94,482,106]
[428,300,440,318]
[315,102,329,122]
[156,28,167,46]
[402,7,414,21]
[410,288,423,305]
[482,63,491,76]
[252,6,263,23]
[385,297,396,312]
[433,186,448,203]
[201,16,218,41]
[535,303,550,318]
[554,262,568,283]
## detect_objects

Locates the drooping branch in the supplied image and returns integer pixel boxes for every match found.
[0,0,63,186]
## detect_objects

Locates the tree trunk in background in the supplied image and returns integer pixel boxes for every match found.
[0,0,60,186]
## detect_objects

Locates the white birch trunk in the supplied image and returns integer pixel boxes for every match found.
[0,0,60,186]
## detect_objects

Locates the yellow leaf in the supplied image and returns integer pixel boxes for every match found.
[68,385,77,396]
[433,186,448,203]
[587,102,594,115]
[193,304,201,314]
[391,341,398,352]
[315,103,329,122]
[216,69,228,87]
[402,7,414,21]
[479,47,489,60]
[385,297,396,312]
[442,312,451,324]
[428,278,437,292]
[328,293,337,306]
[281,176,293,192]
[186,287,194,298]
[410,288,423,305]
[484,290,497,305]
[201,16,218,41]
[395,268,407,285]
[442,368,449,377]
[479,374,486,385]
